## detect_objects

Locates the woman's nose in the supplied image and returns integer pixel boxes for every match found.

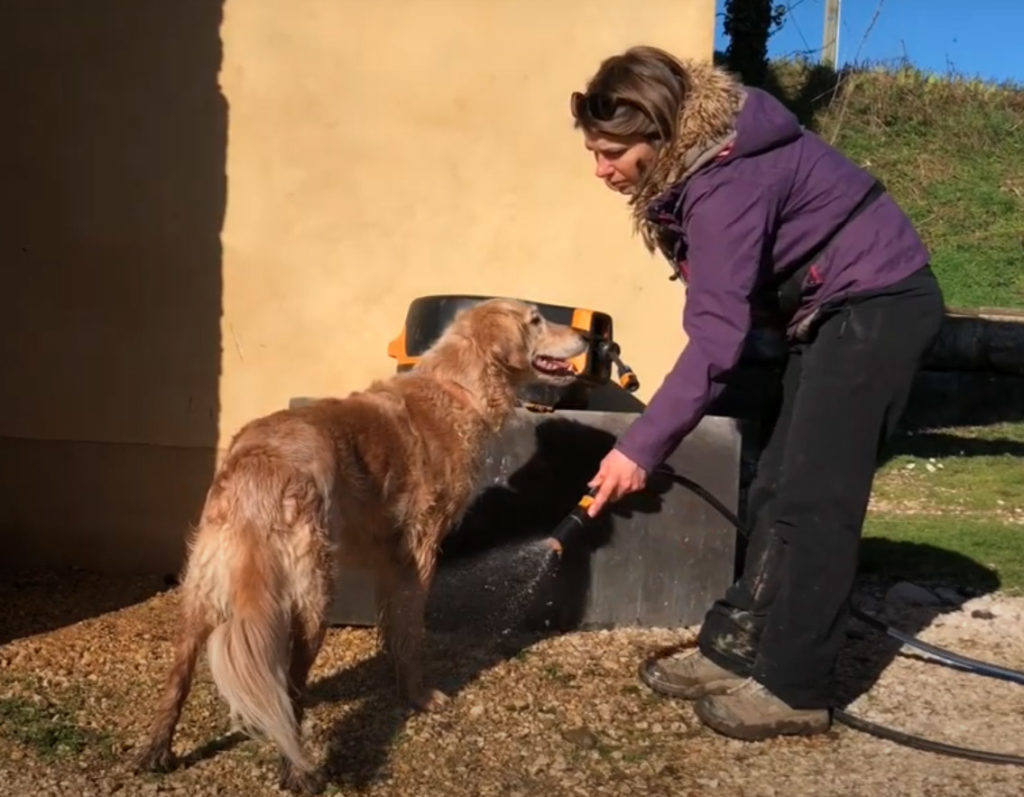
[594,156,615,179]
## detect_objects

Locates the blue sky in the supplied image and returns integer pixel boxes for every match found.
[714,0,1024,84]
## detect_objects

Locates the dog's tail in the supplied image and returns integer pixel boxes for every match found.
[204,532,310,772]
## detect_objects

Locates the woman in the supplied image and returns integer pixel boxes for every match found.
[571,46,944,741]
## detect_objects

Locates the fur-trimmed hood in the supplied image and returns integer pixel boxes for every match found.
[630,59,746,249]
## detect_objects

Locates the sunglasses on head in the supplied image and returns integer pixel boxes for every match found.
[570,90,644,121]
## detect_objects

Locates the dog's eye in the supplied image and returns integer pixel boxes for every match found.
[529,314,542,326]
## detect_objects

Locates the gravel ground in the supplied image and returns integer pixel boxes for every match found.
[1,571,1023,797]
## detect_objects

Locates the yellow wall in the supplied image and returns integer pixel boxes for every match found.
[217,0,714,446]
[0,0,714,575]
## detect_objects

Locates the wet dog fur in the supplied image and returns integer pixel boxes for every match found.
[134,298,587,793]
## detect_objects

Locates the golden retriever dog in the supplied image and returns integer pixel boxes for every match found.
[134,298,587,794]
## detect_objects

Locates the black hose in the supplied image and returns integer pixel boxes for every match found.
[847,609,1024,685]
[648,466,1024,766]
[832,708,1024,766]
[653,470,1024,687]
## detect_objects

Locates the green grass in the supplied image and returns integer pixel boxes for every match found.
[862,422,1024,594]
[767,59,1024,310]
[873,423,1024,514]
[861,517,1022,594]
[0,693,113,761]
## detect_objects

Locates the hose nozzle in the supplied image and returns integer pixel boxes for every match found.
[541,490,597,557]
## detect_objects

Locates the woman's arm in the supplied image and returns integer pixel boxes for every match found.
[614,178,781,472]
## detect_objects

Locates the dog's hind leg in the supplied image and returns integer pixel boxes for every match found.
[377,557,446,712]
[278,598,328,794]
[135,599,212,773]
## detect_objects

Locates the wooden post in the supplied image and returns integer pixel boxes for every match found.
[822,0,841,69]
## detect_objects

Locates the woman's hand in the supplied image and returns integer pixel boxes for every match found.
[586,448,648,517]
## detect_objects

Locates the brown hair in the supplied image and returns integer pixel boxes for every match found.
[571,46,744,252]
[570,45,690,143]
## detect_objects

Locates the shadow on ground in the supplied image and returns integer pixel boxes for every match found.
[880,430,1024,462]
[307,630,555,788]
[0,570,172,647]
[834,537,1003,707]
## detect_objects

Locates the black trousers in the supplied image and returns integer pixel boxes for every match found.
[697,265,945,709]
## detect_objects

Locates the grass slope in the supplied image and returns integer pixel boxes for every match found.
[768,60,1024,310]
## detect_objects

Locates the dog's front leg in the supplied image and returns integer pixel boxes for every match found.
[377,563,447,712]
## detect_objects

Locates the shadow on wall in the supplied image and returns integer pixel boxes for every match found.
[0,1,226,636]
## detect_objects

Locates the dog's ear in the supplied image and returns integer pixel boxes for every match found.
[484,311,531,373]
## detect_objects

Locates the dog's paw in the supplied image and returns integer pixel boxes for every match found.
[133,743,177,774]
[410,687,449,712]
[278,762,326,795]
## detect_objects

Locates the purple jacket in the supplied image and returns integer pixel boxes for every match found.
[615,86,931,472]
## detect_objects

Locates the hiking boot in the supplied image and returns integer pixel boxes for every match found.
[693,678,831,741]
[639,647,745,699]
